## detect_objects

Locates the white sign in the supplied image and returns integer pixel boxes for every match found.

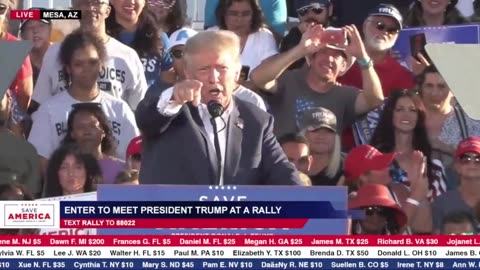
[426,43,480,120]
[0,201,59,228]
[37,192,97,235]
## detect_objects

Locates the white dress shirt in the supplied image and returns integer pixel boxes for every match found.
[157,87,232,185]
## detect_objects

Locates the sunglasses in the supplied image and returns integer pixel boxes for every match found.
[297,7,324,17]
[0,5,7,15]
[170,50,184,59]
[289,156,310,166]
[364,206,389,217]
[372,21,399,35]
[460,154,480,164]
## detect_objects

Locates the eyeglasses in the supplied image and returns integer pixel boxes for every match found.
[170,50,184,59]
[289,156,310,167]
[297,7,324,17]
[364,206,388,217]
[372,21,399,35]
[459,154,480,164]
[0,5,7,15]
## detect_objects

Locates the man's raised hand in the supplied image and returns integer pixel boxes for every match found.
[172,79,203,107]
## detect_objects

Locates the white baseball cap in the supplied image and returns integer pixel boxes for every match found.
[168,27,198,53]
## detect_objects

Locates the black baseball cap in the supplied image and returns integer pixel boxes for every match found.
[368,4,403,30]
[295,0,331,11]
[19,8,51,30]
[299,107,337,132]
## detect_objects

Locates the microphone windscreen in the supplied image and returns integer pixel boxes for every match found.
[207,100,224,118]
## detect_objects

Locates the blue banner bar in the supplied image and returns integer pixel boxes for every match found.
[0,258,472,270]
[60,201,348,219]
[96,185,349,235]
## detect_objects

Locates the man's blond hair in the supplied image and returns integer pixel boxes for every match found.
[184,30,241,68]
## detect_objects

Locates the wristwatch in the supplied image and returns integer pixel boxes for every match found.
[357,58,373,69]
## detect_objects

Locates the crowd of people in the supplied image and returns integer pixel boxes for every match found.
[1,0,480,235]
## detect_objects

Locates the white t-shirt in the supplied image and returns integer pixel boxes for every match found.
[32,37,148,110]
[207,27,278,77]
[234,85,267,111]
[28,91,140,160]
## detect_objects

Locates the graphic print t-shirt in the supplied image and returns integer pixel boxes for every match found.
[268,67,359,137]
[32,37,148,110]
[28,91,140,160]
[118,31,173,89]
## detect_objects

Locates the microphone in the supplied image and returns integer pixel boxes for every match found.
[207,100,224,186]
[207,100,224,118]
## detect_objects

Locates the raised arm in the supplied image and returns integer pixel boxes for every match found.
[342,25,384,115]
[250,24,325,93]
[135,80,202,139]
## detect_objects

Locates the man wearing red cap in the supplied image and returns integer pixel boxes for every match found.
[432,137,480,233]
[344,144,432,234]
[349,183,407,235]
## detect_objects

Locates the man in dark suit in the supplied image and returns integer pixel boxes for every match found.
[136,30,302,186]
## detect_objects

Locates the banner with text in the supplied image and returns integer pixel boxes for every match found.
[37,192,97,235]
[353,101,386,145]
[392,24,480,71]
[96,185,349,235]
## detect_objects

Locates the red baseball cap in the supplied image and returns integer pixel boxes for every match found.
[455,137,480,157]
[344,145,396,183]
[349,183,407,229]
[126,136,142,158]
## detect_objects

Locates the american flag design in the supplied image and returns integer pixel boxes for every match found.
[295,97,317,130]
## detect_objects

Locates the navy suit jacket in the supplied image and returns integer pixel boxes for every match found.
[135,95,302,185]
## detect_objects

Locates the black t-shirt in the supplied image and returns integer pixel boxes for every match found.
[309,158,344,186]
[32,65,40,87]
[279,26,305,70]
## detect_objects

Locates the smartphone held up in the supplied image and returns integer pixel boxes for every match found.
[410,33,432,63]
[321,27,348,49]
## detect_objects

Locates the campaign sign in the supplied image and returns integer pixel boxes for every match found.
[392,24,480,70]
[353,102,386,145]
[37,192,97,235]
[96,185,348,235]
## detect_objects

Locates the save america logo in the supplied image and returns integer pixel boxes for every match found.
[2,202,57,228]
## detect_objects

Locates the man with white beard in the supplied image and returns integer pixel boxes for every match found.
[337,4,415,151]
[339,4,415,98]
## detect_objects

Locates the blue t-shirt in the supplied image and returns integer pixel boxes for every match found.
[118,31,173,89]
[204,0,287,36]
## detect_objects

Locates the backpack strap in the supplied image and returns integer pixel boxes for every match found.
[454,106,469,139]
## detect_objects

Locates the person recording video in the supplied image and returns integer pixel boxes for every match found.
[135,30,302,186]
